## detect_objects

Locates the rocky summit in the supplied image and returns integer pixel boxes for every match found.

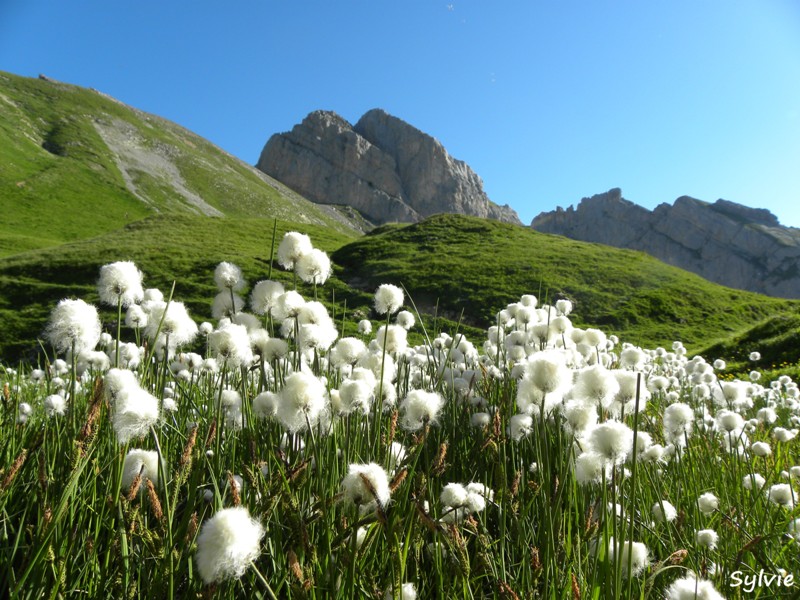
[531,188,800,298]
[256,109,520,226]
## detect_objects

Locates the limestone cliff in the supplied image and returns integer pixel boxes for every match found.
[531,189,800,298]
[256,109,520,225]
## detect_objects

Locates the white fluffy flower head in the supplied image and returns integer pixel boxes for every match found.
[374,284,404,315]
[98,261,144,307]
[195,506,264,584]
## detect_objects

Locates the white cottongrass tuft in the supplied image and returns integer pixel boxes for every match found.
[250,280,285,315]
[277,372,327,433]
[606,537,649,577]
[665,574,725,600]
[295,248,332,285]
[374,284,404,315]
[750,441,771,457]
[695,528,718,549]
[358,319,373,335]
[121,449,161,490]
[195,506,265,584]
[214,261,246,291]
[44,299,102,354]
[144,301,198,350]
[383,583,417,600]
[341,463,391,509]
[663,402,694,446]
[98,261,144,307]
[396,310,415,330]
[742,473,766,490]
[208,322,253,369]
[651,500,677,523]
[277,231,313,270]
[508,413,534,441]
[524,350,571,394]
[585,420,634,466]
[697,492,719,515]
[44,394,67,417]
[112,387,160,444]
[400,389,445,431]
[767,483,796,508]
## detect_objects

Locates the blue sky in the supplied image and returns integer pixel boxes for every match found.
[2,1,799,226]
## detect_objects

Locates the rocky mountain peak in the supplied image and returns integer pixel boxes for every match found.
[256,109,520,226]
[531,189,800,298]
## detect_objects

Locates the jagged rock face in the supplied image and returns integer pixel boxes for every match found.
[256,109,520,225]
[531,189,800,299]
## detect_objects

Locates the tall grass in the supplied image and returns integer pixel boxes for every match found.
[1,254,799,599]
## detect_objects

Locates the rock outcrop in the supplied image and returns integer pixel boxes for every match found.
[256,109,520,225]
[531,189,800,298]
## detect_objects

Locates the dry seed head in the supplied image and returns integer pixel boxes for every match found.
[530,546,542,571]
[390,468,408,493]
[205,420,217,448]
[668,549,688,564]
[181,425,198,469]
[571,573,580,600]
[432,442,448,475]
[146,479,163,521]
[1,448,28,492]
[497,581,521,600]
[510,469,521,498]
[288,549,304,583]
[186,511,199,543]
[126,466,144,502]
[227,471,241,507]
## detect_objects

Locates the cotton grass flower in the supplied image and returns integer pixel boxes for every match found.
[374,284,404,315]
[695,529,718,549]
[98,261,144,307]
[295,248,332,285]
[743,473,766,490]
[113,387,160,444]
[277,231,312,270]
[606,537,649,577]
[44,394,67,417]
[341,463,391,509]
[383,582,417,600]
[277,371,327,433]
[697,492,719,515]
[586,420,634,466]
[767,483,796,508]
[213,261,245,291]
[208,322,253,369]
[396,310,415,330]
[652,500,677,523]
[195,506,265,584]
[44,298,102,354]
[250,280,285,315]
[400,389,445,431]
[144,301,198,351]
[121,449,161,490]
[665,574,725,600]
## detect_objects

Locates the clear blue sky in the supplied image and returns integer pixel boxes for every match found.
[2,1,799,226]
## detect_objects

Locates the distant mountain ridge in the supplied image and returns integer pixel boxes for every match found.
[531,188,800,298]
[256,108,521,225]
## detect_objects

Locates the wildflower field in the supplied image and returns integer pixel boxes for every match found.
[2,229,800,599]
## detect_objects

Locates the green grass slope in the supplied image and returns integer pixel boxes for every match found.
[332,214,800,353]
[0,215,368,361]
[0,71,358,258]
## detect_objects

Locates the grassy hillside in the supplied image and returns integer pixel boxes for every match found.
[3,212,799,365]
[0,215,368,361]
[332,214,800,353]
[0,71,358,257]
